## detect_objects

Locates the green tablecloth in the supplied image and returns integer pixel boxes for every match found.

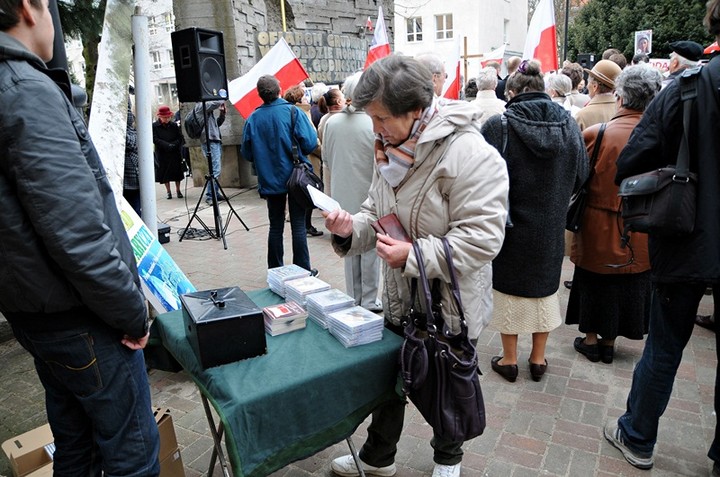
[154,288,402,477]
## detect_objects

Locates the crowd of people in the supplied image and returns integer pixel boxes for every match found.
[2,0,720,475]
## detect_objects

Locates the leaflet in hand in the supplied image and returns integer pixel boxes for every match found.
[307,185,341,212]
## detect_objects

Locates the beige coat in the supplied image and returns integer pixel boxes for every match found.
[574,93,617,131]
[333,100,509,338]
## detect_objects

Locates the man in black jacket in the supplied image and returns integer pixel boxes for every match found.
[604,1,720,472]
[0,1,160,475]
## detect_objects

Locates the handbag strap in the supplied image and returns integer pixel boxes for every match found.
[289,106,300,165]
[500,114,508,157]
[441,238,469,338]
[584,122,606,183]
[676,68,700,177]
[411,242,438,334]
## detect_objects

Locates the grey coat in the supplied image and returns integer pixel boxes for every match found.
[482,92,588,298]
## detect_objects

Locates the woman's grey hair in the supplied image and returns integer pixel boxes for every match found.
[353,55,434,116]
[476,67,499,91]
[341,71,363,101]
[545,73,572,97]
[415,53,445,75]
[615,64,663,112]
[310,82,329,103]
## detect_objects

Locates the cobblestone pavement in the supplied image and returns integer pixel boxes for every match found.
[0,180,715,477]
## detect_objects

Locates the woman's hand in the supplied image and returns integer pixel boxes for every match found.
[323,209,353,238]
[376,233,412,269]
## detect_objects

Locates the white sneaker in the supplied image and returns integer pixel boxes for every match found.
[330,454,396,477]
[432,463,461,477]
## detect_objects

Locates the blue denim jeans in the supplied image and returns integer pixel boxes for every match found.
[10,317,160,477]
[201,140,222,199]
[618,282,719,458]
[265,193,311,271]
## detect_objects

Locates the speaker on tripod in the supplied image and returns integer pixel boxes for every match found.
[171,27,228,103]
[171,27,248,249]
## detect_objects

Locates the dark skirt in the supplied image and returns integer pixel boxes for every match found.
[564,266,651,340]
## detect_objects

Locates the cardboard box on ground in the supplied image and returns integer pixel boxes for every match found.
[1,408,184,477]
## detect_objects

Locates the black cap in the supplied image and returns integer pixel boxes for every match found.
[669,40,704,61]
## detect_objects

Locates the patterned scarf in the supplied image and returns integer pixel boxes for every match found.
[374,100,438,187]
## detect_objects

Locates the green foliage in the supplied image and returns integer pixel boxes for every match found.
[567,0,713,61]
[57,0,106,104]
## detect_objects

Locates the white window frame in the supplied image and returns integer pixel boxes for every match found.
[164,12,174,32]
[167,49,174,68]
[406,17,423,43]
[149,16,158,35]
[435,14,453,40]
[151,50,162,70]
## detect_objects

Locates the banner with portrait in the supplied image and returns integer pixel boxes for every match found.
[635,30,653,55]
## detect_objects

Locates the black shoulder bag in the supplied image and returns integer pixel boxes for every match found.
[566,123,606,232]
[285,106,324,209]
[399,238,486,442]
[617,68,699,236]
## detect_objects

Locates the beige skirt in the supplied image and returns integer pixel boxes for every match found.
[490,290,562,335]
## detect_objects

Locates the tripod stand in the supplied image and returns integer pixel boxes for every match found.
[179,100,248,249]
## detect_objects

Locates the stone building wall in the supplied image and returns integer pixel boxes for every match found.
[173,0,393,187]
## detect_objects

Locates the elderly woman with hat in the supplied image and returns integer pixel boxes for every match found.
[152,105,186,199]
[575,59,623,131]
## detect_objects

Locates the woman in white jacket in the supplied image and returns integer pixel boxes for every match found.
[324,54,509,477]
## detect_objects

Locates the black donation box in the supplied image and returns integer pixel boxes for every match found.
[181,287,267,369]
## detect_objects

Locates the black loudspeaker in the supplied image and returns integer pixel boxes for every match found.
[577,53,596,71]
[171,27,228,103]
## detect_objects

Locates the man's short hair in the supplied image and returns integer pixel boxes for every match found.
[608,53,628,69]
[561,63,584,89]
[0,0,42,30]
[257,75,281,104]
[602,48,622,60]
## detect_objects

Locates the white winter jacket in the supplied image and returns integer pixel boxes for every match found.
[333,100,509,339]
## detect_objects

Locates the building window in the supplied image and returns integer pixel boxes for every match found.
[155,85,163,102]
[170,83,178,100]
[435,14,453,40]
[149,16,157,35]
[164,12,174,32]
[406,17,422,42]
[151,50,162,70]
[167,49,174,68]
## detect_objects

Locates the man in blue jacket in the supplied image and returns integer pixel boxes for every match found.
[242,75,319,274]
[0,0,160,475]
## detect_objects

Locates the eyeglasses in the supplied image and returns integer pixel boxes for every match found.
[434,72,448,79]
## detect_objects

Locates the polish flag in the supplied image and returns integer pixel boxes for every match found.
[480,44,506,68]
[442,42,461,100]
[228,37,310,119]
[364,6,391,70]
[522,0,558,72]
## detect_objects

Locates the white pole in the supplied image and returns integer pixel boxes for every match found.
[132,8,158,237]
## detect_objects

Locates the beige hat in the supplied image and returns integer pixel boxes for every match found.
[584,59,622,89]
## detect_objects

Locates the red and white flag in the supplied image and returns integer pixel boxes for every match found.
[480,44,506,68]
[522,0,558,72]
[228,37,310,119]
[441,41,461,100]
[364,6,391,70]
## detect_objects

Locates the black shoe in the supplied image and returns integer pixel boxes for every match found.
[528,359,548,382]
[599,344,614,364]
[307,226,324,237]
[166,192,172,199]
[696,314,715,331]
[491,356,518,383]
[310,269,319,277]
[563,280,573,289]
[574,337,600,362]
[176,191,183,198]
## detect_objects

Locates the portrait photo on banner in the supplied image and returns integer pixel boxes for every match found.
[635,29,653,55]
